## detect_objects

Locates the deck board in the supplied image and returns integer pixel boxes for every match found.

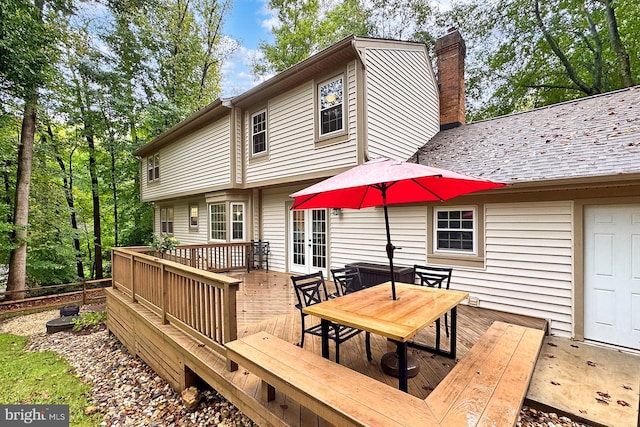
[107,270,548,427]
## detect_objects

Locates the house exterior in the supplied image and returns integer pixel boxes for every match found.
[411,86,640,351]
[134,33,449,273]
[134,29,640,352]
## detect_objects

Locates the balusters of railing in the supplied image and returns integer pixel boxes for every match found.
[161,263,168,325]
[130,253,136,303]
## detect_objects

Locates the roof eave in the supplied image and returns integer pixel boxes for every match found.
[133,98,232,157]
[501,173,640,190]
[231,35,358,108]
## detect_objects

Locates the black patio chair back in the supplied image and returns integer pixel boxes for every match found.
[413,265,452,289]
[291,271,371,364]
[331,267,364,296]
[413,265,454,337]
[247,240,270,272]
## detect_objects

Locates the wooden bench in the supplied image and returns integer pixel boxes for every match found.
[225,331,439,426]
[425,321,545,425]
[225,321,544,426]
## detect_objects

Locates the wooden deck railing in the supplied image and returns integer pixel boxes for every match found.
[111,247,241,365]
[164,243,251,272]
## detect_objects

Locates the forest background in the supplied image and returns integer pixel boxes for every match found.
[1,0,638,298]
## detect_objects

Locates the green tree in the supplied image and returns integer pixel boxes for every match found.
[254,0,434,75]
[438,0,638,119]
[0,0,70,299]
[254,0,323,75]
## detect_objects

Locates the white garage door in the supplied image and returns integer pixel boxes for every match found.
[584,205,640,350]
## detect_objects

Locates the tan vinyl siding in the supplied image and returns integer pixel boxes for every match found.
[245,62,359,184]
[262,186,297,272]
[451,201,574,337]
[235,110,243,185]
[329,205,427,268]
[330,200,574,337]
[174,199,209,245]
[141,116,231,201]
[365,48,439,160]
[155,199,208,245]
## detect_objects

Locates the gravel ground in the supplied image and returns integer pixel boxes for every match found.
[0,307,590,427]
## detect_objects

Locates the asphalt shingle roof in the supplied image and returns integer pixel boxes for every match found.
[412,86,640,184]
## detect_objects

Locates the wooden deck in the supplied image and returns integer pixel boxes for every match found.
[107,269,548,426]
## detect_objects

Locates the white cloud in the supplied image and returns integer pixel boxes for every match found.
[220,45,272,98]
[259,1,279,32]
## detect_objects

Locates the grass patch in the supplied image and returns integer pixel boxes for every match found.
[0,334,102,426]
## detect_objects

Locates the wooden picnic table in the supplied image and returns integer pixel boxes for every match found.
[303,281,469,392]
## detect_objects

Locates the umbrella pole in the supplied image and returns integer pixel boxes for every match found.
[382,186,397,300]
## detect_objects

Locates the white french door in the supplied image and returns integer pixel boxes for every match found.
[289,209,328,275]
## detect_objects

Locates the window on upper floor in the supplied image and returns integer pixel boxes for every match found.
[210,203,226,241]
[189,204,199,229]
[147,153,160,182]
[160,207,174,234]
[231,202,245,241]
[318,76,344,137]
[251,110,267,156]
[434,207,477,255]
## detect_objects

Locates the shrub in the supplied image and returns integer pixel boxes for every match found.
[72,310,107,332]
[151,233,180,254]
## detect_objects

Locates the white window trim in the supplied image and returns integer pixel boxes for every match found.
[433,206,477,256]
[230,202,246,241]
[251,109,267,157]
[317,75,344,137]
[189,204,199,229]
[147,153,160,182]
[209,203,226,242]
[160,207,174,235]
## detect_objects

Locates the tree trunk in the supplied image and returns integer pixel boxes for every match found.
[7,94,37,300]
[533,0,597,95]
[87,133,103,279]
[50,126,84,279]
[600,0,634,87]
[110,148,118,247]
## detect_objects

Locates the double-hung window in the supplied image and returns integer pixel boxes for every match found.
[434,207,476,254]
[160,207,174,234]
[147,153,160,182]
[318,76,343,136]
[209,203,226,241]
[251,110,267,156]
[231,203,245,241]
[189,204,199,228]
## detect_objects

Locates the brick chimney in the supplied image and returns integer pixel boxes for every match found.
[435,29,466,130]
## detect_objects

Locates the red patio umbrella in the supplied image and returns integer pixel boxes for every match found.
[290,157,505,300]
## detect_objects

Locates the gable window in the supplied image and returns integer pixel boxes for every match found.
[147,153,160,182]
[160,207,174,234]
[318,76,343,136]
[209,203,226,241]
[189,204,199,228]
[231,202,245,241]
[434,207,476,254]
[251,110,267,155]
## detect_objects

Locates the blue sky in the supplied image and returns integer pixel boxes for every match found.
[219,1,454,97]
[220,0,275,97]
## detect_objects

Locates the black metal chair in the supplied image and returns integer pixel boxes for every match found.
[247,240,270,272]
[330,267,364,296]
[291,271,371,364]
[413,265,453,337]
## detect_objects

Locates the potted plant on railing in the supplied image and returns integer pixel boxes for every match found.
[151,233,180,259]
